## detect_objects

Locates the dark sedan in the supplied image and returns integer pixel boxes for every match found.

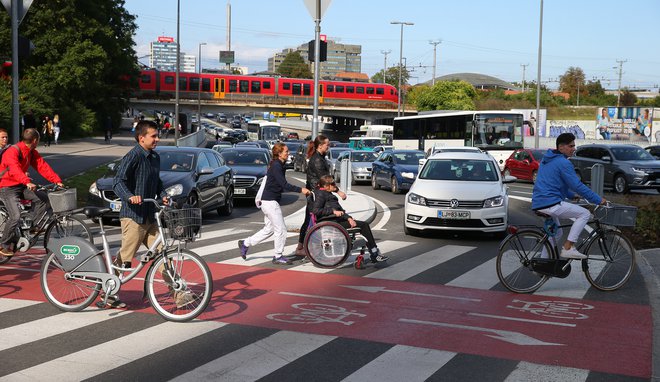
[284,141,303,169]
[88,147,234,222]
[218,147,271,199]
[371,150,425,193]
[223,129,248,144]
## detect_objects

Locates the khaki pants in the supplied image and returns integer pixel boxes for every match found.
[118,218,161,263]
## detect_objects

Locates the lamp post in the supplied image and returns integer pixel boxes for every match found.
[197,42,206,128]
[534,0,543,149]
[391,21,413,117]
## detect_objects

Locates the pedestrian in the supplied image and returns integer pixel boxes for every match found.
[238,142,310,265]
[52,114,61,144]
[0,128,9,150]
[163,119,171,139]
[42,116,53,147]
[104,116,113,142]
[294,135,346,257]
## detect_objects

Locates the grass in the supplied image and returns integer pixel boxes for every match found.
[546,106,598,120]
[65,161,118,208]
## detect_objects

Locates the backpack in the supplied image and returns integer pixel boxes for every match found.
[0,145,23,179]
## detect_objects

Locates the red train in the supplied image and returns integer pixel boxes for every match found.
[136,69,398,109]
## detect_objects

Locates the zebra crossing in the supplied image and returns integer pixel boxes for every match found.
[0,222,647,380]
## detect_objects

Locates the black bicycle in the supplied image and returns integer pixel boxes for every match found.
[0,184,92,264]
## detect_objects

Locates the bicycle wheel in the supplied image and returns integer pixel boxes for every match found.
[304,221,351,268]
[40,251,101,311]
[0,209,10,265]
[44,214,93,249]
[146,248,213,322]
[496,229,553,293]
[583,230,635,291]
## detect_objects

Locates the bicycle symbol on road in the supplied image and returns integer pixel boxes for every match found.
[507,299,594,320]
[267,303,366,326]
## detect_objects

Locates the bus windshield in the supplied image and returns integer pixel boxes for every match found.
[473,113,523,148]
[261,126,280,141]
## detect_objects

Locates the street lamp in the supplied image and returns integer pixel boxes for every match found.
[197,42,207,128]
[391,21,414,117]
[534,0,543,149]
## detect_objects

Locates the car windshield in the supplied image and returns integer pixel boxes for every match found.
[610,146,655,161]
[329,149,348,159]
[219,150,269,166]
[362,139,381,148]
[160,152,196,172]
[285,143,302,152]
[420,159,499,181]
[393,152,425,165]
[351,152,378,162]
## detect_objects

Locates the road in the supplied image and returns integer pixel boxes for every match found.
[0,146,654,380]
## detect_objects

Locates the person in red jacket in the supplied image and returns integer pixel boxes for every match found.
[0,128,63,257]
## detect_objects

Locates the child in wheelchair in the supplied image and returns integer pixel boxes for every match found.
[311,175,388,263]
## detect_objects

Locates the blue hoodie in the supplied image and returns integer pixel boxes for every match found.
[531,149,602,210]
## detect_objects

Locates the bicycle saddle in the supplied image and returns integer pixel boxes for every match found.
[534,210,551,218]
[83,206,112,218]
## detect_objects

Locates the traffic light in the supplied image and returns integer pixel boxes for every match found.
[1,61,11,79]
[308,39,327,62]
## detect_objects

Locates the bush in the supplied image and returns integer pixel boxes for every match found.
[606,194,660,249]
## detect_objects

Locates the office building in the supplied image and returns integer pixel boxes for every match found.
[150,36,196,73]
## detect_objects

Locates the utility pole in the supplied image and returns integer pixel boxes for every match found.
[520,63,529,92]
[226,0,231,71]
[174,0,180,146]
[380,49,390,84]
[615,59,627,107]
[429,40,441,86]
[391,21,414,117]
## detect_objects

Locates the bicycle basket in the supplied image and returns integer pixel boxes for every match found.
[163,208,202,242]
[594,204,637,227]
[48,188,77,213]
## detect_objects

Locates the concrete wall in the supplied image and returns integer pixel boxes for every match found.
[523,119,655,149]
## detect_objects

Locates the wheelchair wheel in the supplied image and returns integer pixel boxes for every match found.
[304,221,351,268]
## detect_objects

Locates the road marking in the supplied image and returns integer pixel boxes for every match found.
[218,244,298,265]
[0,320,225,382]
[0,265,39,273]
[171,331,336,382]
[279,291,370,304]
[196,232,296,258]
[467,312,576,327]
[0,298,41,314]
[446,256,500,290]
[342,345,456,382]
[339,285,481,302]
[504,361,589,382]
[509,195,532,203]
[363,191,390,230]
[366,245,475,281]
[399,318,564,346]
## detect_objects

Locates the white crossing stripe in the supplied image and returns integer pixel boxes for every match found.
[504,361,589,382]
[0,309,131,351]
[342,345,455,382]
[0,320,225,382]
[0,298,41,314]
[446,256,500,289]
[195,232,297,257]
[171,331,336,382]
[535,264,594,299]
[219,244,299,266]
[366,245,475,281]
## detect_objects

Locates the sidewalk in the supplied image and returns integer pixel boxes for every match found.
[638,248,660,381]
[284,190,376,232]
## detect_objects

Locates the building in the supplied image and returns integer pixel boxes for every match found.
[149,36,196,73]
[424,73,518,91]
[268,40,362,80]
[181,54,196,73]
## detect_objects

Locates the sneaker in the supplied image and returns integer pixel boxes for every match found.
[560,247,587,260]
[272,256,292,265]
[174,290,200,309]
[369,249,388,263]
[0,247,14,258]
[238,240,249,260]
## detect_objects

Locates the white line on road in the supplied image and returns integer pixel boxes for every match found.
[278,291,371,304]
[369,193,391,230]
[467,312,576,327]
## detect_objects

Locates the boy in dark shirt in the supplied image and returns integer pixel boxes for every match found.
[311,175,387,263]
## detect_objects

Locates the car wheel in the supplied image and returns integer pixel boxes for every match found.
[371,173,380,190]
[503,168,511,178]
[391,176,399,194]
[532,170,538,183]
[614,174,629,194]
[217,187,234,216]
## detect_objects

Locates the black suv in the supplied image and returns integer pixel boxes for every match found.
[569,144,660,193]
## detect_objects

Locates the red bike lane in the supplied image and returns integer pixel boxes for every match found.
[0,261,651,378]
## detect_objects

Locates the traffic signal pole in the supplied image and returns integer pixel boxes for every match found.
[11,0,20,142]
[311,0,321,140]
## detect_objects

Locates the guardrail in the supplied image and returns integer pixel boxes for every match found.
[177,129,205,147]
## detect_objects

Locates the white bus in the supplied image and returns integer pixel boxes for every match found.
[359,124,393,144]
[246,120,281,143]
[393,110,524,169]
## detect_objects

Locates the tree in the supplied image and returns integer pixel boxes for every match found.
[413,80,477,111]
[619,88,638,106]
[559,67,585,100]
[0,0,138,136]
[370,65,410,88]
[277,52,312,79]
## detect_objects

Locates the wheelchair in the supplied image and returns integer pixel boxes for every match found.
[302,193,370,269]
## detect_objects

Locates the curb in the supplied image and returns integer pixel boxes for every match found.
[637,248,660,381]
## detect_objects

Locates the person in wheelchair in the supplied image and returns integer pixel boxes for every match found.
[311,176,388,263]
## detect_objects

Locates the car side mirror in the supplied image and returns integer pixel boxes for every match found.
[418,159,427,172]
[601,156,611,162]
[503,175,517,183]
[107,163,116,171]
[522,159,530,165]
[198,166,215,175]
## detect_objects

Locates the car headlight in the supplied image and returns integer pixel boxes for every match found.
[256,176,265,185]
[89,182,101,197]
[483,196,504,208]
[401,172,415,179]
[165,184,183,196]
[631,167,651,174]
[407,193,427,206]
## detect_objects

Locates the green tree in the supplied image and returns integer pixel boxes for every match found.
[619,88,638,106]
[559,66,585,100]
[0,0,138,136]
[413,80,477,111]
[370,65,410,88]
[277,52,312,79]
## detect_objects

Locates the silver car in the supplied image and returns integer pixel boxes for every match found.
[333,150,379,185]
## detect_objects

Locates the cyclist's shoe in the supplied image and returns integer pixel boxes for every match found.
[174,290,200,309]
[98,294,127,309]
[272,256,292,265]
[560,247,587,260]
[369,248,388,263]
[0,247,14,258]
[238,240,249,260]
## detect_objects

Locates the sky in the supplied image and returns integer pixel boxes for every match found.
[124,0,660,91]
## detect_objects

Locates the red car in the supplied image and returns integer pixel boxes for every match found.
[503,148,546,183]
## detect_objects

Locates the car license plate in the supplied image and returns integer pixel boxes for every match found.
[235,188,246,195]
[438,210,470,219]
[110,201,122,212]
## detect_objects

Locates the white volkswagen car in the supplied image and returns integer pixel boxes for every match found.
[404,152,515,236]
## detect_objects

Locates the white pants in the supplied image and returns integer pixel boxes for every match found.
[539,201,591,251]
[244,200,286,257]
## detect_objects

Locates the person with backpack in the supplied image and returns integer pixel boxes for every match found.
[0,128,63,257]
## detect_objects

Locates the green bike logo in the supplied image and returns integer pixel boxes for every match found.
[60,245,80,256]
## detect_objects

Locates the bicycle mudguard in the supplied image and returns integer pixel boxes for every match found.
[47,236,106,273]
[531,258,571,278]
